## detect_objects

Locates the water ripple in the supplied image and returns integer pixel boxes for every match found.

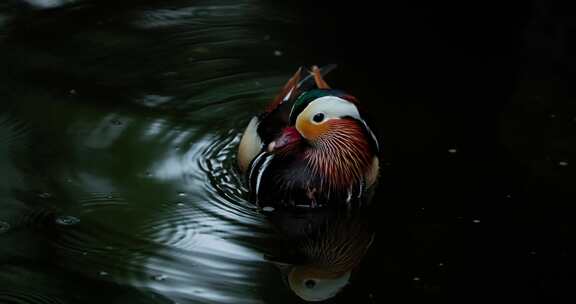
[0,115,30,146]
[198,130,266,227]
[79,192,128,209]
[0,290,66,304]
[135,203,204,249]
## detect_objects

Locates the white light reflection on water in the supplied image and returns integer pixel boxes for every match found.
[23,0,76,9]
[151,135,210,183]
[131,2,266,29]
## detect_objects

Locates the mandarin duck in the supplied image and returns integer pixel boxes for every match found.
[238,65,380,208]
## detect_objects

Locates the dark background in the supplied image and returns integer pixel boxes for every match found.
[1,0,575,303]
[296,0,576,302]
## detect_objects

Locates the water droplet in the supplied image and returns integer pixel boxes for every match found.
[69,89,77,95]
[38,192,52,199]
[262,206,275,212]
[559,161,568,167]
[0,221,10,234]
[99,271,109,276]
[178,192,187,197]
[505,194,512,199]
[176,202,185,207]
[55,215,80,226]
[472,219,481,224]
[273,50,283,57]
[438,262,445,267]
[448,148,458,154]
[152,274,168,281]
[111,119,122,126]
[413,277,421,281]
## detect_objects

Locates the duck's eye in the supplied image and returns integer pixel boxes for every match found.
[304,279,317,289]
[312,113,325,123]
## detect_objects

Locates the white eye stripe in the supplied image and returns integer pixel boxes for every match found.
[301,96,360,121]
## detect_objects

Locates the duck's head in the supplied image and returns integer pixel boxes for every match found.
[287,266,352,302]
[268,88,380,191]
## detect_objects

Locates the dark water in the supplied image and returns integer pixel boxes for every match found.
[1,0,576,303]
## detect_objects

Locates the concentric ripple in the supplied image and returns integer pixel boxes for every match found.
[0,290,66,304]
[198,130,264,224]
[79,192,128,211]
[135,202,204,249]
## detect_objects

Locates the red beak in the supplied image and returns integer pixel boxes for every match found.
[268,127,302,152]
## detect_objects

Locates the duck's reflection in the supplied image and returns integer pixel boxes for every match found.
[265,206,375,302]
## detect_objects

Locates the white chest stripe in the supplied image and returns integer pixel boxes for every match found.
[255,154,274,203]
[248,152,267,191]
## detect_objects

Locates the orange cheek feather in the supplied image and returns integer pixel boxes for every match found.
[297,119,330,141]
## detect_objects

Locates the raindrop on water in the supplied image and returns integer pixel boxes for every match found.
[262,206,275,212]
[152,274,168,281]
[55,215,81,226]
[176,202,185,207]
[99,271,109,276]
[177,192,187,197]
[69,89,77,95]
[38,192,52,199]
[0,221,10,234]
[472,219,481,224]
[413,277,421,281]
[273,50,283,57]
[448,148,458,154]
[558,161,568,167]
